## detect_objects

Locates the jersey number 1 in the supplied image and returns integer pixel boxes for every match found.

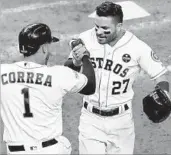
[21,88,33,117]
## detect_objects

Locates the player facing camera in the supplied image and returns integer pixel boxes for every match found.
[18,23,59,64]
[94,1,123,45]
[64,1,170,154]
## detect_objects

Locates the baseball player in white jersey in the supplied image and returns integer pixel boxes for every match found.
[64,1,170,154]
[0,23,95,154]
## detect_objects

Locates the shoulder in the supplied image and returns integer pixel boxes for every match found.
[124,31,152,58]
[1,63,15,73]
[50,65,84,82]
[128,31,151,51]
[119,31,152,61]
[49,65,74,75]
[1,63,12,67]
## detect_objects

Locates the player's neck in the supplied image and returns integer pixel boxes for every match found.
[108,29,126,47]
[23,55,43,65]
[22,49,46,65]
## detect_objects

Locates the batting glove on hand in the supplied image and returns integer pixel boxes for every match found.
[70,38,90,66]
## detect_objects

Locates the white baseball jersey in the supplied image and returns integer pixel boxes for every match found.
[0,61,87,143]
[69,28,167,108]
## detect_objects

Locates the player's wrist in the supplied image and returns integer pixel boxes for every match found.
[156,81,169,92]
[82,55,90,61]
[73,59,82,67]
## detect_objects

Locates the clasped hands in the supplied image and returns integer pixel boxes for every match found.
[70,39,90,66]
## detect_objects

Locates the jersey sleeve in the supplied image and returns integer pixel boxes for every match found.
[59,66,88,93]
[138,43,167,80]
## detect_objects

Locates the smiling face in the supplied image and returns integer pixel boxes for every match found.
[94,1,123,45]
[95,16,121,44]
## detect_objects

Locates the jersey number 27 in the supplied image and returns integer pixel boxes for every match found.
[112,79,130,95]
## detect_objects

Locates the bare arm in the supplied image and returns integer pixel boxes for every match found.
[154,73,169,92]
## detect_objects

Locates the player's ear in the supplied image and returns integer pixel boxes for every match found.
[116,23,122,32]
[41,44,49,55]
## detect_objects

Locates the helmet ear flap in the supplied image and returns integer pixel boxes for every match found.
[19,44,40,57]
[18,23,59,57]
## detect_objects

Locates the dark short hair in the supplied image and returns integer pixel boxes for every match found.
[96,1,123,23]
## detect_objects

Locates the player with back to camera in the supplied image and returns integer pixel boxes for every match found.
[0,23,95,154]
[64,1,170,154]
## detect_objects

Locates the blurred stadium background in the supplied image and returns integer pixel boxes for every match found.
[1,0,171,154]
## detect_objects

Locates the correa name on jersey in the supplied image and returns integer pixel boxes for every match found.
[1,71,52,87]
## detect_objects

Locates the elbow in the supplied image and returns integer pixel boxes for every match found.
[89,82,96,95]
[79,81,96,95]
[85,81,96,95]
[79,75,96,95]
[87,75,96,95]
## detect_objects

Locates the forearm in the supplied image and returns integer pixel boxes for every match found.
[79,55,96,95]
[64,56,96,95]
[155,74,169,92]
[64,58,81,72]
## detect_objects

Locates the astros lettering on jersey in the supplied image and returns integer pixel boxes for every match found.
[69,28,167,108]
